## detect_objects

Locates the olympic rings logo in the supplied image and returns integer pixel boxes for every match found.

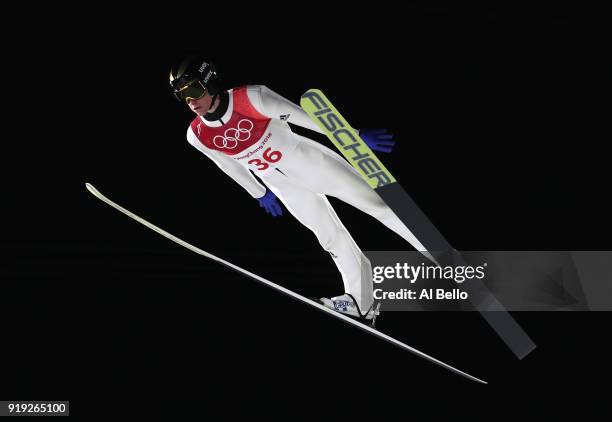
[213,119,254,149]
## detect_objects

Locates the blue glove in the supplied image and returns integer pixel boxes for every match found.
[360,129,395,153]
[257,189,283,217]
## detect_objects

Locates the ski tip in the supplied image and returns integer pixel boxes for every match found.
[455,371,487,385]
[300,88,321,97]
[85,183,100,197]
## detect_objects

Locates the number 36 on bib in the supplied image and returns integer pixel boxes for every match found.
[248,147,283,171]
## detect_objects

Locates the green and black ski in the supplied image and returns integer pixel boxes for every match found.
[301,89,536,359]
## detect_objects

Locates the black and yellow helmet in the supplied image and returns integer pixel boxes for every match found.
[169,55,221,103]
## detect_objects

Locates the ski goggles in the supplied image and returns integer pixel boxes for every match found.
[173,79,208,103]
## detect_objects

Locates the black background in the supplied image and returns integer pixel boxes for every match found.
[3,3,610,418]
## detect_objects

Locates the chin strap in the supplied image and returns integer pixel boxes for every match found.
[204,91,228,124]
[213,96,224,125]
[210,93,219,109]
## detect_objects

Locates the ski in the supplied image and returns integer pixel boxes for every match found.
[85,182,487,384]
[300,89,536,359]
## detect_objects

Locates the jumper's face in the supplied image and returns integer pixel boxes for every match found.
[187,92,214,116]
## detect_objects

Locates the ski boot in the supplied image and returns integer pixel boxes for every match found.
[316,293,381,328]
